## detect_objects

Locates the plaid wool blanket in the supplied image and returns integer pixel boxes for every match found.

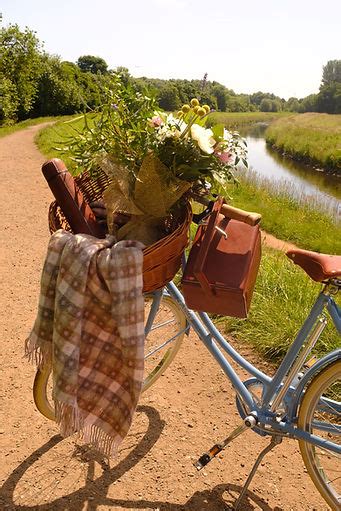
[26,230,145,457]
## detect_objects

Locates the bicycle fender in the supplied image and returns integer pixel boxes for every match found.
[287,348,341,421]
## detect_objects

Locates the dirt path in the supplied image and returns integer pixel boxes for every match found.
[0,125,328,511]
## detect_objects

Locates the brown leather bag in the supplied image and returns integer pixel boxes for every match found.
[181,197,261,318]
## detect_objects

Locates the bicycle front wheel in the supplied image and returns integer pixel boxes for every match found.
[298,360,341,510]
[33,293,186,419]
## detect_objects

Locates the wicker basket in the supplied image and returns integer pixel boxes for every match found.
[48,169,192,293]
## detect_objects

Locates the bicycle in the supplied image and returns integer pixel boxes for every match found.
[33,201,341,510]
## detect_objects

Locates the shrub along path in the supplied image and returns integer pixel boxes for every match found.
[0,125,328,510]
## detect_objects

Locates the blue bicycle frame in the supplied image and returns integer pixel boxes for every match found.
[159,280,341,455]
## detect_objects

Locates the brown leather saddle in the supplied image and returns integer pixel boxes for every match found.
[286,249,341,282]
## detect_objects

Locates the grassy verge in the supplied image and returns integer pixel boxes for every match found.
[35,114,97,170]
[226,174,340,254]
[265,113,341,171]
[0,116,67,138]
[207,111,291,129]
[218,246,340,361]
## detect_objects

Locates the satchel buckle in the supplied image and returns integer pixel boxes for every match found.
[215,226,228,239]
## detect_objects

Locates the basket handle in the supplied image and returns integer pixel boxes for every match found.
[193,197,226,296]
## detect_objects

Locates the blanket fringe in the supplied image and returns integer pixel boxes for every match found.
[24,336,52,369]
[55,400,120,458]
[81,425,120,459]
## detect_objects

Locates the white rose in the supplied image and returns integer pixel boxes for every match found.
[190,124,215,154]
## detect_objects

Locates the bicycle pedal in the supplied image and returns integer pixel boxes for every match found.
[194,443,224,470]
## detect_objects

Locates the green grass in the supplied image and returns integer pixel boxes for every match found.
[35,114,98,172]
[265,113,341,171]
[226,174,341,254]
[0,116,66,138]
[207,111,291,129]
[219,246,340,361]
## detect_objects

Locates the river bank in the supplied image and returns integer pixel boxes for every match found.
[265,112,341,173]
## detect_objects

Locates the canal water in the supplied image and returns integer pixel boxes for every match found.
[241,124,341,219]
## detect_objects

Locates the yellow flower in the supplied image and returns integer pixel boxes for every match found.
[190,98,199,107]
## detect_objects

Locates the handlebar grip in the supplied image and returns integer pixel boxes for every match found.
[220,204,262,226]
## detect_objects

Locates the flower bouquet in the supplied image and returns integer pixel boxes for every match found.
[65,78,247,247]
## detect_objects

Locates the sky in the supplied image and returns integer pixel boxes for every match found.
[1,0,340,100]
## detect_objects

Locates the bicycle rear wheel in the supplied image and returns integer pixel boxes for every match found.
[33,293,186,419]
[298,360,341,510]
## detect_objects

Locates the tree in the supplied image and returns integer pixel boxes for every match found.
[286,97,301,112]
[33,57,84,116]
[77,55,108,74]
[316,83,341,114]
[0,74,19,122]
[0,24,44,119]
[212,84,227,111]
[259,98,272,112]
[157,84,181,111]
[300,94,317,112]
[321,60,341,87]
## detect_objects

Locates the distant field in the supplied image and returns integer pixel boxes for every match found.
[265,112,341,171]
[207,111,291,128]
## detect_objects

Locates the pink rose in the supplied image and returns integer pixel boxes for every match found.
[216,151,234,164]
[150,115,163,127]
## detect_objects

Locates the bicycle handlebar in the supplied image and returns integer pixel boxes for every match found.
[220,203,262,226]
[194,196,262,227]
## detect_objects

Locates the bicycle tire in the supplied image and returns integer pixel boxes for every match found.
[298,360,341,510]
[33,294,186,420]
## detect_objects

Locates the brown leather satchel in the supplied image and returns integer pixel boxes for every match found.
[181,197,261,318]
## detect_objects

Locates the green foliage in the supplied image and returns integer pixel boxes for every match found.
[0,73,19,122]
[32,57,84,116]
[54,78,160,175]
[316,82,341,114]
[0,23,113,124]
[76,55,108,74]
[265,113,341,171]
[158,84,181,111]
[321,60,341,87]
[223,247,340,361]
[0,24,43,120]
